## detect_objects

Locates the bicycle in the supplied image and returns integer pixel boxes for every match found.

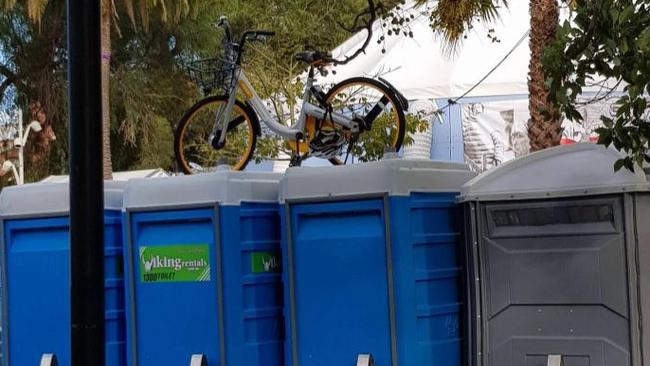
[174,16,408,173]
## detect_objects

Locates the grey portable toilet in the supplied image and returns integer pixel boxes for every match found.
[459,143,650,366]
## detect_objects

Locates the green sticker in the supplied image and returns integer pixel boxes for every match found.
[251,252,280,273]
[139,244,211,283]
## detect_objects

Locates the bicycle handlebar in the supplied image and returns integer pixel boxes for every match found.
[254,31,276,37]
[241,30,275,44]
[217,16,275,44]
[238,30,275,62]
[216,16,276,65]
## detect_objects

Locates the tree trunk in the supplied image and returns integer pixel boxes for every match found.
[528,0,561,152]
[101,0,113,180]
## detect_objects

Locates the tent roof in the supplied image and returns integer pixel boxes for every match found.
[319,0,530,100]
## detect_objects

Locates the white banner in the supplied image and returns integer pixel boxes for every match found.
[462,97,618,171]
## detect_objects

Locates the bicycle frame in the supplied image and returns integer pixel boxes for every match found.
[213,66,360,145]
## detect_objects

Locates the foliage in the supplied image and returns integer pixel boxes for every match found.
[110,1,220,171]
[0,0,431,183]
[0,2,68,182]
[543,0,650,170]
[0,0,192,26]
[119,0,190,31]
[0,0,209,182]
[0,0,47,23]
[110,66,194,171]
[349,113,429,162]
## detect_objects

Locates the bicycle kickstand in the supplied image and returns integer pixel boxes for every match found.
[290,133,306,167]
[289,153,303,167]
[344,134,359,164]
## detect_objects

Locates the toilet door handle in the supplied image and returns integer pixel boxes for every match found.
[357,354,374,366]
[39,354,58,366]
[190,354,208,366]
[548,354,564,366]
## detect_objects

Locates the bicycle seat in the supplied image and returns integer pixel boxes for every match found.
[294,50,332,65]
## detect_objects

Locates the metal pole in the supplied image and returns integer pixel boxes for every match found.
[67,0,105,365]
[17,109,23,184]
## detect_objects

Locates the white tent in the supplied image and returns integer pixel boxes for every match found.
[320,0,531,100]
[312,0,536,165]
[314,1,620,169]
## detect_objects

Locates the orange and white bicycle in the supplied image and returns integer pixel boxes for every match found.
[175,16,407,173]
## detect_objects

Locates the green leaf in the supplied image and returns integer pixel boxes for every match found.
[614,159,626,171]
[620,5,635,23]
[634,98,647,114]
[620,38,629,54]
[601,116,614,128]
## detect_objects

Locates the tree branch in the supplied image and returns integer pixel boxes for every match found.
[332,0,403,66]
[337,8,373,33]
[331,0,381,66]
[0,77,15,105]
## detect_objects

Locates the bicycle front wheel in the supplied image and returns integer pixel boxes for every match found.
[174,95,258,174]
[324,77,406,165]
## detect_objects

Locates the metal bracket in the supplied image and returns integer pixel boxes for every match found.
[357,354,374,366]
[548,354,564,366]
[39,354,58,366]
[190,354,208,366]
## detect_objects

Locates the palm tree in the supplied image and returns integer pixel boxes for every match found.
[101,1,112,179]
[421,0,562,152]
[1,0,190,179]
[527,0,560,151]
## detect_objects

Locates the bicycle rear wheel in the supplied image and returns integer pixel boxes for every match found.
[174,95,258,173]
[323,77,406,165]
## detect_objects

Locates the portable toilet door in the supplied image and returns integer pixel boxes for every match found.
[0,181,126,366]
[122,172,283,366]
[459,144,649,366]
[279,158,476,366]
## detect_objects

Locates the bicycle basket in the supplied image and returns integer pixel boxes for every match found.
[185,57,237,95]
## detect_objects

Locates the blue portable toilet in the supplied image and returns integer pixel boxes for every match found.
[279,158,476,366]
[122,171,283,366]
[0,181,126,366]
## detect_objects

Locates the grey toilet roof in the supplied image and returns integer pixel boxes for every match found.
[123,171,282,210]
[279,158,476,202]
[0,180,125,218]
[459,143,649,202]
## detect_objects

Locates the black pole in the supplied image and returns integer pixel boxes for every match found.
[67,0,105,365]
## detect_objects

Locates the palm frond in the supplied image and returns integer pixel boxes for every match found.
[0,0,48,22]
[417,0,507,50]
[0,0,18,11]
[154,0,167,23]
[123,0,192,31]
[139,0,148,30]
[123,0,136,26]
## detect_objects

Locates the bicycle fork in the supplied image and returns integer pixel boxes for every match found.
[209,86,239,149]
